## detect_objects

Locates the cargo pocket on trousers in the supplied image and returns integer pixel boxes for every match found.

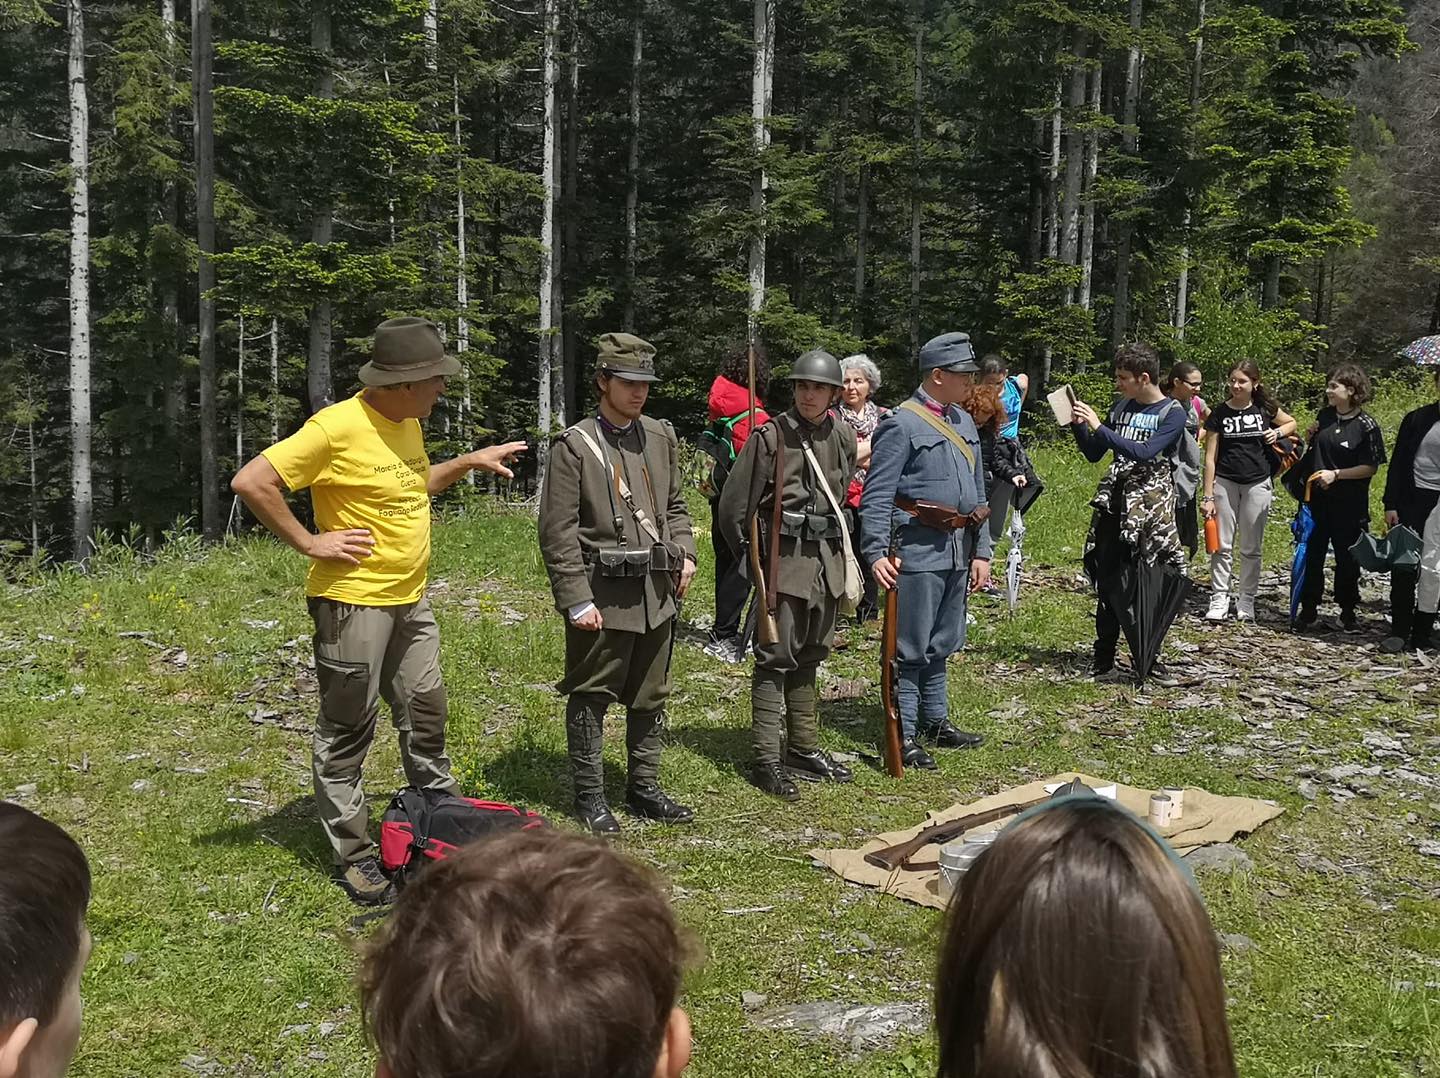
[314,656,370,728]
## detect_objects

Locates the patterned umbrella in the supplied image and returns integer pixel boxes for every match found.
[1400,335,1440,365]
[1006,511,1026,615]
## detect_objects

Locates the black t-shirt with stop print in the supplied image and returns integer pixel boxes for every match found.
[1205,401,1273,484]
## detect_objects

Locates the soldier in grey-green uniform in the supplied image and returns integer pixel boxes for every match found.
[717,349,858,800]
[538,333,698,834]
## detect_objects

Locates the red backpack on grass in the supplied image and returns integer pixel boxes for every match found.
[380,787,547,887]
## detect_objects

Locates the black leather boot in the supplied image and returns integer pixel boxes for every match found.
[919,719,984,750]
[574,793,621,835]
[900,739,938,771]
[624,783,695,824]
[784,747,853,784]
[749,761,801,801]
[1409,609,1436,651]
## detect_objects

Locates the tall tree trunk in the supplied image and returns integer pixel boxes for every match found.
[27,397,41,557]
[1111,0,1143,347]
[1175,0,1205,338]
[537,0,559,475]
[236,312,245,465]
[307,6,334,413]
[160,0,183,438]
[854,153,868,337]
[1263,256,1281,309]
[1027,113,1045,267]
[270,317,280,444]
[623,0,644,332]
[748,0,775,339]
[909,5,923,362]
[1059,27,1089,289]
[453,75,470,470]
[1046,73,1061,259]
[193,0,220,540]
[561,0,579,423]
[423,0,437,69]
[67,0,92,559]
[1078,64,1101,315]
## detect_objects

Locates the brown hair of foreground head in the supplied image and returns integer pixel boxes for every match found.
[935,801,1237,1078]
[360,828,687,1078]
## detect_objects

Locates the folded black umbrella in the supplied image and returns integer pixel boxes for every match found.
[1013,475,1045,516]
[1097,559,1190,684]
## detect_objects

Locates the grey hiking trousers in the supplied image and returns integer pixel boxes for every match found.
[308,596,456,865]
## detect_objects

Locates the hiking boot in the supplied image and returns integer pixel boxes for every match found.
[1205,593,1230,622]
[1294,606,1318,631]
[1092,665,1129,684]
[919,719,984,750]
[625,784,695,824]
[750,761,801,801]
[334,857,396,907]
[1340,609,1360,633]
[1146,663,1180,689]
[899,739,938,771]
[702,635,745,665]
[784,747,853,784]
[575,794,621,835]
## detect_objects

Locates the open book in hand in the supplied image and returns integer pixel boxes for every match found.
[1047,384,1079,426]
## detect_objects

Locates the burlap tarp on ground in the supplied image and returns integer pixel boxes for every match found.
[811,773,1284,910]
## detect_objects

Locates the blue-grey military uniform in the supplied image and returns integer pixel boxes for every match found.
[858,336,994,742]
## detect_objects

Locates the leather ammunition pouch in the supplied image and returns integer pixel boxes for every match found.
[895,495,991,532]
[776,509,843,541]
[586,542,682,578]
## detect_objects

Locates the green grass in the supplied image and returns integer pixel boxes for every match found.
[2,419,1438,1077]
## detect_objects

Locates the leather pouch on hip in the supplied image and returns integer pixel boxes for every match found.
[595,549,653,577]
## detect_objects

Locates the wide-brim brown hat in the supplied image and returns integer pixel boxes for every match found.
[359,317,463,386]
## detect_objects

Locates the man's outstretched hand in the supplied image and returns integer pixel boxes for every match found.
[468,441,529,479]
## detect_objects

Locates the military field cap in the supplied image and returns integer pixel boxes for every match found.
[359,317,462,387]
[596,332,659,382]
[919,332,979,374]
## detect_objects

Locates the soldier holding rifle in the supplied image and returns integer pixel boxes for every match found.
[717,350,858,801]
[859,332,993,772]
[538,333,698,834]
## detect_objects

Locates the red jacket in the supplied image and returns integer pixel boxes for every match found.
[708,375,769,455]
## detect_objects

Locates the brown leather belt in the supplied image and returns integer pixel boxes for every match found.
[895,495,990,532]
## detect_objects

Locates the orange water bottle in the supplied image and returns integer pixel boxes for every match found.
[1204,514,1221,555]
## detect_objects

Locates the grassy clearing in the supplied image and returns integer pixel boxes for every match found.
[2,416,1438,1077]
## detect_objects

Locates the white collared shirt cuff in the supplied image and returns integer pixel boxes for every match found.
[567,601,597,622]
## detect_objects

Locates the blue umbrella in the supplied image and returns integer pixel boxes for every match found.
[1290,474,1319,628]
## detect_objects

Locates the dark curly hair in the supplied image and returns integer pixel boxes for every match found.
[718,340,770,398]
[1327,362,1372,407]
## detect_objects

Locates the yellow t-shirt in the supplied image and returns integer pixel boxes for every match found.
[262,392,431,605]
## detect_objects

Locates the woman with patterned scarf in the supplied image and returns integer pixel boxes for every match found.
[838,354,889,621]
[1070,343,1188,688]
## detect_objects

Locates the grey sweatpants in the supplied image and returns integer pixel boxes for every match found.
[1209,476,1273,601]
[309,596,456,866]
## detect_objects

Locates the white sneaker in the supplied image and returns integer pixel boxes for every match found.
[1205,594,1230,622]
[1236,597,1256,622]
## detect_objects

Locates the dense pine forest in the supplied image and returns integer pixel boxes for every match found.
[2,0,1438,559]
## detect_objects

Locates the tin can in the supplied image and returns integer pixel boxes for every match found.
[937,831,1000,901]
[1161,787,1185,820]
[1148,793,1174,828]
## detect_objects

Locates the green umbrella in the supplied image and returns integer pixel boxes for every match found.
[1349,526,1422,573]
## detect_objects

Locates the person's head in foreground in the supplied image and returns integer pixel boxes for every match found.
[0,804,93,1078]
[360,829,691,1078]
[935,795,1237,1078]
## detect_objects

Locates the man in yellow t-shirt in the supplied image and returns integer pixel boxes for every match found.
[232,316,525,906]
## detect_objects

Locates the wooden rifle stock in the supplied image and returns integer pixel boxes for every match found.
[863,795,1048,872]
[747,341,779,646]
[880,530,904,779]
